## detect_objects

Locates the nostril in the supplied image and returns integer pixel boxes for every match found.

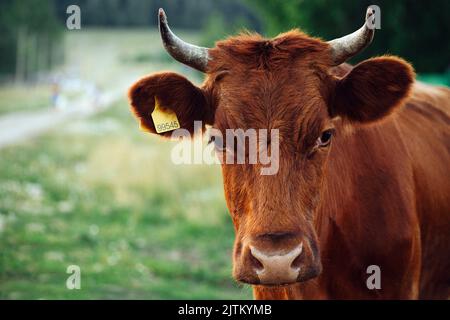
[249,251,264,270]
[290,243,304,269]
[291,250,304,269]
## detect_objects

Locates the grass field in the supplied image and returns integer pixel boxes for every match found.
[0,84,51,116]
[0,99,252,299]
[0,28,251,299]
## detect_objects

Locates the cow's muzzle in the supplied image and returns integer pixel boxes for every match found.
[233,232,321,285]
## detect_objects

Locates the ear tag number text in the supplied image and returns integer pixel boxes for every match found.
[151,96,180,133]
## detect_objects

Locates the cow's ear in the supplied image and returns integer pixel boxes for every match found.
[128,72,214,137]
[331,57,415,123]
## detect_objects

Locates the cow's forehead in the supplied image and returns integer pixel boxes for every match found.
[212,68,329,128]
[212,80,330,145]
[208,29,332,74]
[207,30,333,140]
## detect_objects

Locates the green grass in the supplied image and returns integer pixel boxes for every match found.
[0,84,50,116]
[0,28,246,299]
[0,100,252,299]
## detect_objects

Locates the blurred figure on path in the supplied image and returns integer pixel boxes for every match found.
[51,80,60,109]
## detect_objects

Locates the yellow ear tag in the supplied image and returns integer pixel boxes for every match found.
[151,96,180,134]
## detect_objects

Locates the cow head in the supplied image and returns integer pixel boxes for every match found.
[129,8,414,286]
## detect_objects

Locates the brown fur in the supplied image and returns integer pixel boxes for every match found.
[128,30,450,299]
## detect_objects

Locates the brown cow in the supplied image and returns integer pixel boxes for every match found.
[128,8,450,299]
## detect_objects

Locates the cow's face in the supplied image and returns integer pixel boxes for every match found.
[129,9,414,286]
[207,36,335,284]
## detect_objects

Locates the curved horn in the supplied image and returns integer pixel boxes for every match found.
[158,8,210,72]
[328,7,376,66]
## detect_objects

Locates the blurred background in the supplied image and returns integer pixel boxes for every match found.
[0,0,449,299]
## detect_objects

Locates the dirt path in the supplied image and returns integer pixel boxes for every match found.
[0,88,124,149]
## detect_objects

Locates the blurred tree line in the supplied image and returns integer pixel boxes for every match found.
[247,0,450,73]
[0,0,63,82]
[54,0,261,31]
[0,0,260,82]
[1,0,448,82]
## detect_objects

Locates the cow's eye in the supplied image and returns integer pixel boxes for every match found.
[317,129,334,147]
[208,135,225,151]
